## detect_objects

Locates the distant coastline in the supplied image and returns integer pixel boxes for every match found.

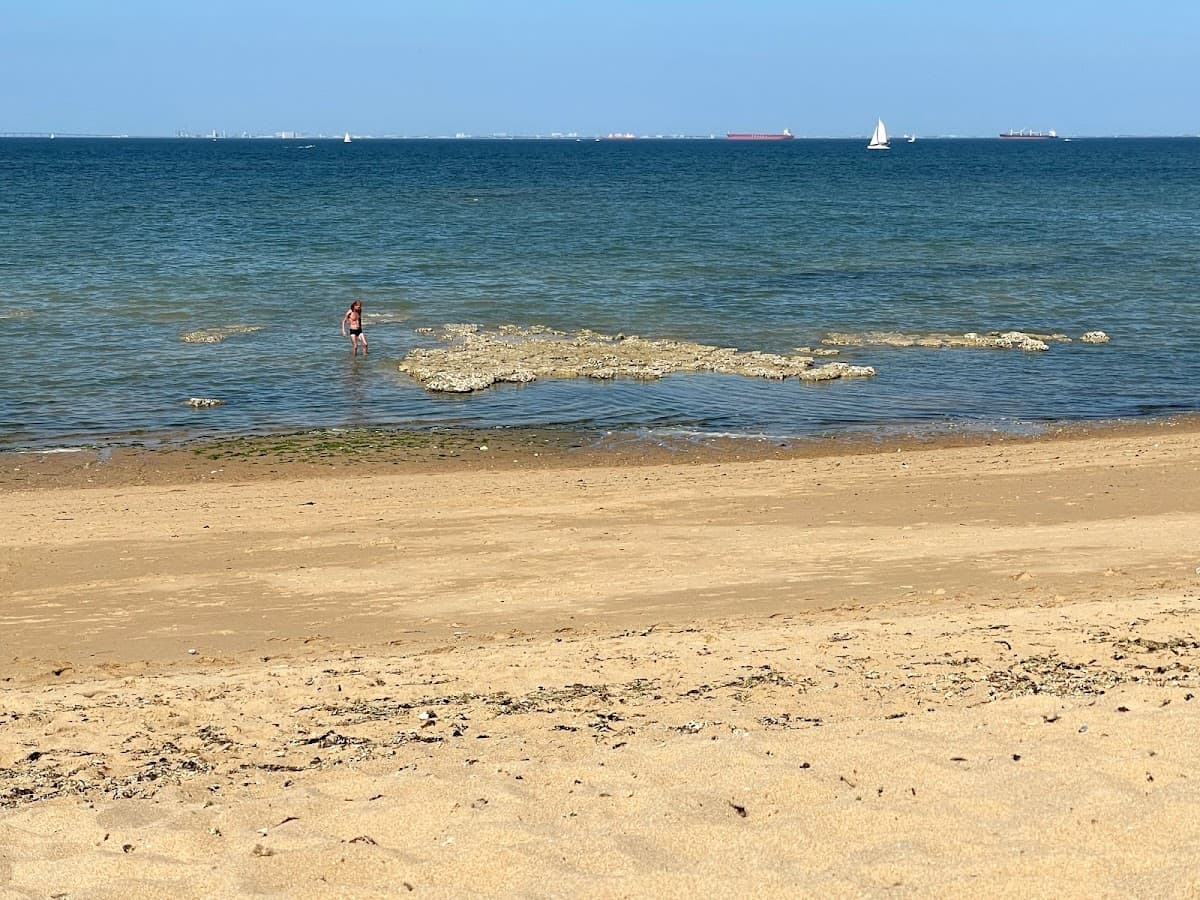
[2,131,1199,141]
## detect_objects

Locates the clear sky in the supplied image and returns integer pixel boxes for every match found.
[3,0,1197,137]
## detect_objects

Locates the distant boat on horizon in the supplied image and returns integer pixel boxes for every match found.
[343,132,352,143]
[726,129,794,141]
[867,119,890,150]
[999,129,1060,140]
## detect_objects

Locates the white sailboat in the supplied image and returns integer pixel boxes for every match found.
[867,118,890,151]
[343,132,352,143]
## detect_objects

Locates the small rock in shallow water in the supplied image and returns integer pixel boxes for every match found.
[187,398,225,408]
[822,329,1061,352]
[1080,331,1110,343]
[179,324,263,344]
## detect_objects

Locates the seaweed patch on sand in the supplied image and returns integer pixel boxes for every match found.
[822,330,1108,352]
[399,324,877,393]
[179,324,264,344]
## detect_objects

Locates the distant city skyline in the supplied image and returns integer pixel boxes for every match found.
[3,0,1197,138]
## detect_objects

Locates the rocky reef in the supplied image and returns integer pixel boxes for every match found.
[822,330,1109,352]
[179,325,264,344]
[399,325,876,394]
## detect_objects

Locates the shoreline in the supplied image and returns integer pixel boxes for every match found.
[3,417,1199,895]
[3,412,1198,492]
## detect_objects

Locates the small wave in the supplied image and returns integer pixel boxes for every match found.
[366,311,412,325]
[641,427,799,443]
[179,324,265,344]
[0,309,34,321]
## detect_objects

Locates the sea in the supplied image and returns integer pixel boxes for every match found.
[1,136,1197,451]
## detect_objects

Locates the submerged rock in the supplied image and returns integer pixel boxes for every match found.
[179,325,264,344]
[399,325,878,393]
[821,330,1078,352]
[1080,331,1110,344]
[186,397,225,408]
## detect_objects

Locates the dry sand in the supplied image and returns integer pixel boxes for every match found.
[2,422,1199,898]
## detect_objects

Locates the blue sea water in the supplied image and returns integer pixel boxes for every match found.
[0,136,1197,450]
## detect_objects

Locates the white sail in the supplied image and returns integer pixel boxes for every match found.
[343,132,352,143]
[868,118,889,150]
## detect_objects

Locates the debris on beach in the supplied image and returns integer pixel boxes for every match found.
[2,599,1197,812]
[398,324,876,393]
[186,398,225,408]
[179,325,264,344]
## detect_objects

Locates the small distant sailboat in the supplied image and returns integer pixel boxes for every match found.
[343,132,352,143]
[907,134,916,143]
[867,118,890,150]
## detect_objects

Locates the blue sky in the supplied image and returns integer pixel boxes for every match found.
[3,0,1196,136]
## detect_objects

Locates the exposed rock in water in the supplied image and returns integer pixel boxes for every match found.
[186,397,225,408]
[797,363,877,382]
[179,325,264,344]
[820,330,1083,352]
[1080,331,1110,344]
[398,325,877,393]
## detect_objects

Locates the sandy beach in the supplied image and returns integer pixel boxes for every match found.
[2,421,1199,898]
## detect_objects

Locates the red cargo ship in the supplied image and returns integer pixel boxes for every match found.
[726,129,794,141]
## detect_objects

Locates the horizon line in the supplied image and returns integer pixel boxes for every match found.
[3,132,1198,141]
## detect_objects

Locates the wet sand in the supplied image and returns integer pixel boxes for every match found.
[2,421,1199,897]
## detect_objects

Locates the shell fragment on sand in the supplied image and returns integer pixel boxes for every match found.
[398,325,877,393]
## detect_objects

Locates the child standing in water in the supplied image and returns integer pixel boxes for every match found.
[341,299,367,356]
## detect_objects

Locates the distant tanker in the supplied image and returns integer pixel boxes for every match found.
[999,129,1061,140]
[726,129,794,141]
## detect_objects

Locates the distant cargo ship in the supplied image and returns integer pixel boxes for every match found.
[999,129,1061,140]
[726,129,794,141]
